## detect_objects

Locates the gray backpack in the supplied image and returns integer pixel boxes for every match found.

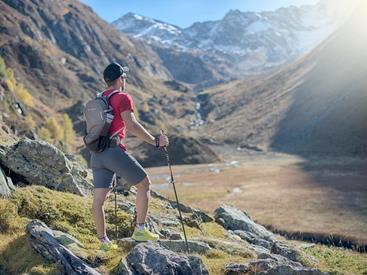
[83,90,120,152]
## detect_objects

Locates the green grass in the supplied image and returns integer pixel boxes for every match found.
[201,249,251,275]
[302,245,367,275]
[0,186,133,274]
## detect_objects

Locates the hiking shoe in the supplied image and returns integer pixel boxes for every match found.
[99,241,118,251]
[131,228,159,242]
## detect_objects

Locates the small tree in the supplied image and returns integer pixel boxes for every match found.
[37,127,52,143]
[0,57,6,79]
[15,84,34,108]
[5,79,15,92]
[61,114,76,153]
[46,117,63,141]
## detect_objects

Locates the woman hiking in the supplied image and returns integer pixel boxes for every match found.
[90,62,169,251]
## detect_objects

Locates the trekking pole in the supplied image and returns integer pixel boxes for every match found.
[161,130,190,254]
[113,174,118,239]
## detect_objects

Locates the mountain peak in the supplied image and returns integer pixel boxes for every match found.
[112,13,182,40]
[120,12,152,23]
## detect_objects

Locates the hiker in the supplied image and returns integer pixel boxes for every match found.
[90,62,169,251]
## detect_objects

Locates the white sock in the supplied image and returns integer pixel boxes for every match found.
[136,223,145,230]
[100,236,110,243]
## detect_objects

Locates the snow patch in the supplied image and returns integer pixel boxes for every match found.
[247,20,272,33]
[133,14,144,20]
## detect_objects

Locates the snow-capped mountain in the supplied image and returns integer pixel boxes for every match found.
[113,13,182,42]
[112,0,353,84]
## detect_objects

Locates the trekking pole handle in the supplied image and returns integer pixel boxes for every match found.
[160,129,169,153]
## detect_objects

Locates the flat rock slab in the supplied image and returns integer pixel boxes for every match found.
[26,220,100,275]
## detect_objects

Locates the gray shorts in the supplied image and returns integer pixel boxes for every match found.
[90,147,147,189]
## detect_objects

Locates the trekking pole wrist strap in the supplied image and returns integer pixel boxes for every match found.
[155,135,160,148]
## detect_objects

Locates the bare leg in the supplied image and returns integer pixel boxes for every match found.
[135,176,151,224]
[92,188,111,239]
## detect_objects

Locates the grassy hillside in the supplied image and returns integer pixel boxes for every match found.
[0,185,366,274]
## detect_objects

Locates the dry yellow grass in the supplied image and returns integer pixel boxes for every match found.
[147,153,367,243]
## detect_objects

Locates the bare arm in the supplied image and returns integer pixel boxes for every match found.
[121,110,156,145]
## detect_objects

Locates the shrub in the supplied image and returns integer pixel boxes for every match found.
[37,127,52,143]
[46,117,63,141]
[0,56,6,78]
[5,78,15,92]
[14,84,34,108]
[5,68,14,80]
[61,114,76,153]
[25,115,36,130]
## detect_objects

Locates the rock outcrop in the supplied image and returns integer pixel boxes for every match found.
[215,205,273,241]
[0,166,15,196]
[0,137,92,196]
[216,205,326,275]
[135,135,221,167]
[26,220,100,275]
[117,242,209,275]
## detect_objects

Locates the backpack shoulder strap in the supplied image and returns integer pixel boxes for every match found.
[106,90,121,101]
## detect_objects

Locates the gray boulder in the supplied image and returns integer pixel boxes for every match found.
[117,242,209,275]
[160,229,182,240]
[117,238,211,254]
[0,138,92,196]
[0,166,12,197]
[225,263,249,275]
[215,205,273,241]
[271,241,303,263]
[233,230,273,249]
[26,220,100,275]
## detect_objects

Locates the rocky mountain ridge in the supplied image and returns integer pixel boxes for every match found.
[112,0,351,84]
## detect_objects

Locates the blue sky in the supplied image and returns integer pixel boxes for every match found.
[81,0,320,28]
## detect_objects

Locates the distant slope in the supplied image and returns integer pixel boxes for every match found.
[199,2,367,156]
[271,1,367,156]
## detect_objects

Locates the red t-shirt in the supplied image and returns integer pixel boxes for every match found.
[102,89,134,150]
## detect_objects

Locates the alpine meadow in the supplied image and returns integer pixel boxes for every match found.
[0,0,366,274]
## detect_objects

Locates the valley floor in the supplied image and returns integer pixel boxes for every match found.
[147,147,367,247]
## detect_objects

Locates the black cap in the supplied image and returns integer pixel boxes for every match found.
[103,62,128,83]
